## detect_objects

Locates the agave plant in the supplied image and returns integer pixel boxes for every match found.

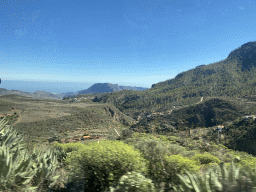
[29,147,61,191]
[0,117,38,191]
[173,168,222,192]
[173,157,256,192]
[0,117,61,191]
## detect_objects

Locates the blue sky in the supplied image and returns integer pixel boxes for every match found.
[1,0,256,92]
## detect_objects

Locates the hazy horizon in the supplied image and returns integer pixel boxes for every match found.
[0,80,149,94]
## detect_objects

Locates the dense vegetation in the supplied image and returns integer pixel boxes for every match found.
[2,115,256,192]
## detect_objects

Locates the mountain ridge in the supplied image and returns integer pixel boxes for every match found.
[91,41,256,129]
[0,83,149,100]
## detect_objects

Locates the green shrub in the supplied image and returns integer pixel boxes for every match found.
[191,153,221,165]
[218,144,228,149]
[109,171,159,192]
[168,136,179,141]
[51,142,85,165]
[180,150,198,158]
[211,144,220,150]
[64,140,149,192]
[224,151,256,170]
[198,162,220,175]
[127,138,187,189]
[163,154,201,186]
[157,135,169,143]
[120,128,134,139]
[187,144,194,150]
[228,150,254,159]
[53,142,85,153]
[239,157,256,169]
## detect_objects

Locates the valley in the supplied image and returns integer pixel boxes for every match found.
[1,92,256,192]
[0,94,134,146]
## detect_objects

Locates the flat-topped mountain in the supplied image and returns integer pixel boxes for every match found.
[74,83,148,96]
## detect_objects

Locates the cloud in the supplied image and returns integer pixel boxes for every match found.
[238,6,244,10]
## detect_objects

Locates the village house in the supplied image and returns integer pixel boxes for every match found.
[216,125,224,132]
[243,115,256,121]
[151,112,164,116]
[137,116,142,121]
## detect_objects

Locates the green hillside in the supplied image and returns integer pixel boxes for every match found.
[87,41,256,156]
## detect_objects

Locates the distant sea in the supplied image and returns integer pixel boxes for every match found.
[0,80,95,94]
